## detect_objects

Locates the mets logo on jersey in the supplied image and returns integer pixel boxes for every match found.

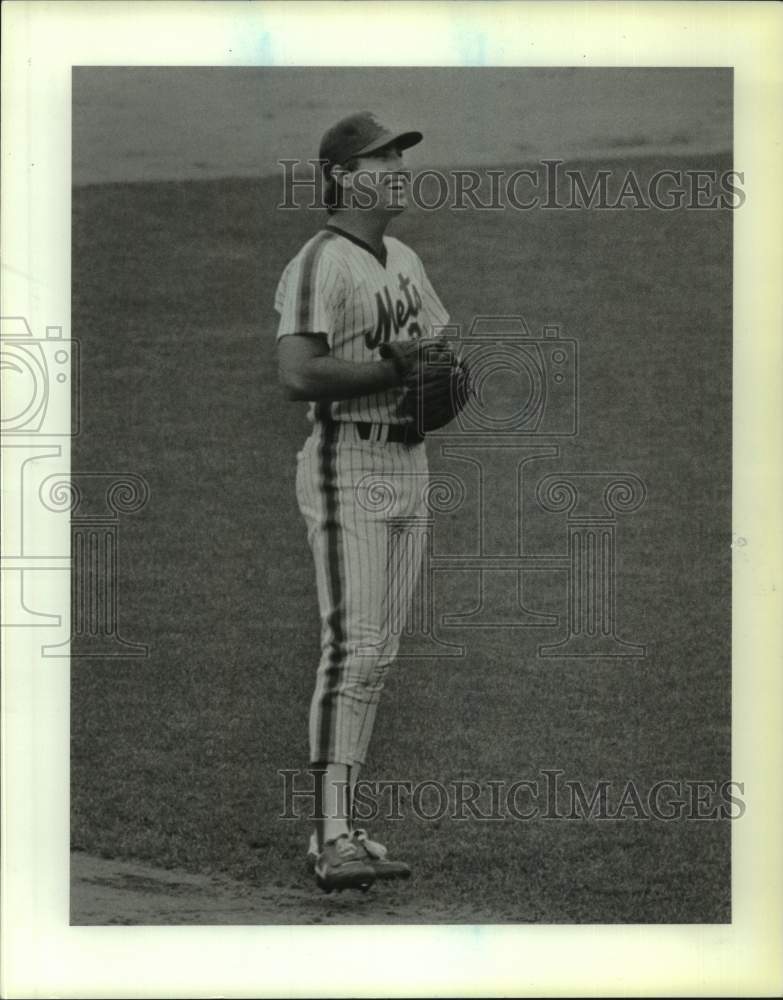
[365,272,423,349]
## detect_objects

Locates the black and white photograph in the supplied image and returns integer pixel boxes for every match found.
[67,63,736,924]
[2,2,781,997]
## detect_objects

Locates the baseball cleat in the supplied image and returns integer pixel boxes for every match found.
[307,830,412,881]
[352,828,412,881]
[314,835,376,894]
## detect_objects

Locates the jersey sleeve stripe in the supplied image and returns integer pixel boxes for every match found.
[296,230,336,333]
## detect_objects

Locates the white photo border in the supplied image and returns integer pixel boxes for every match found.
[1,1,781,997]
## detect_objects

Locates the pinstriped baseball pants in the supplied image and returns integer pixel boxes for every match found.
[296,420,428,767]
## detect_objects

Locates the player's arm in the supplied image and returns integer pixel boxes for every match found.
[277,333,400,402]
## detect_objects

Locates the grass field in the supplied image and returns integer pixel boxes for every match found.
[71,153,732,923]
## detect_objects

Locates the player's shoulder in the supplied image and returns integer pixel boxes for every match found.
[383,235,423,269]
[383,234,416,257]
[285,229,337,264]
[281,230,350,280]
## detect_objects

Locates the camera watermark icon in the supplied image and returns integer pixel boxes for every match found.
[430,317,578,438]
[0,316,80,436]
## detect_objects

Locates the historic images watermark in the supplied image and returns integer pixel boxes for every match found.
[279,769,746,823]
[278,160,746,212]
[348,316,648,660]
[0,316,150,656]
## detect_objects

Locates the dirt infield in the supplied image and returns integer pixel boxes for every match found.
[71,852,494,925]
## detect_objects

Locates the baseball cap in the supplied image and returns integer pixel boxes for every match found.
[319,111,422,174]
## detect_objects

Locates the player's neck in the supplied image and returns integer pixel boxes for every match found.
[326,211,391,257]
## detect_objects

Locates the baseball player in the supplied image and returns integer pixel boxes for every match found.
[274,112,451,893]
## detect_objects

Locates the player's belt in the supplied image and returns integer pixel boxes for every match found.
[354,422,424,446]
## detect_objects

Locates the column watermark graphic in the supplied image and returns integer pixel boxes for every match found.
[536,473,647,657]
[39,474,149,658]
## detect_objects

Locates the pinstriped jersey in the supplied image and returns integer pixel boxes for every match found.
[274,226,449,424]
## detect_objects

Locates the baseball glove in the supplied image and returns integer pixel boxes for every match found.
[380,337,474,433]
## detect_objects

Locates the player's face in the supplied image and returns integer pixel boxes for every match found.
[349,144,410,214]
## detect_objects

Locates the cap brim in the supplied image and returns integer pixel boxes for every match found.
[354,129,423,157]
